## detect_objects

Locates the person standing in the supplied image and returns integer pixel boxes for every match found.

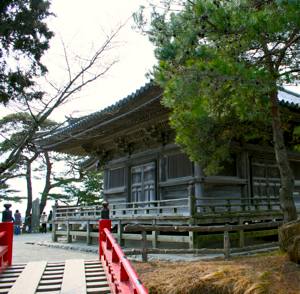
[40,212,47,233]
[101,201,110,219]
[2,204,13,222]
[13,210,22,235]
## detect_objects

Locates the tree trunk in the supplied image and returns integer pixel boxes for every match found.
[270,89,297,222]
[23,159,33,232]
[39,152,51,215]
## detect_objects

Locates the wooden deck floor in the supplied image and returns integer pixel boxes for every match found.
[0,259,111,294]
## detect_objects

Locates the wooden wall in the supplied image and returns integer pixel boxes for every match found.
[102,143,300,209]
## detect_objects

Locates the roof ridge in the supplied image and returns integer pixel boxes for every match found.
[278,86,300,99]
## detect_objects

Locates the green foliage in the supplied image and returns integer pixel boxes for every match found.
[49,171,103,206]
[0,112,56,153]
[0,0,54,104]
[143,0,300,174]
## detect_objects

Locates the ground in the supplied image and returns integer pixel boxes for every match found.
[12,233,98,263]
[133,252,300,294]
[11,234,300,293]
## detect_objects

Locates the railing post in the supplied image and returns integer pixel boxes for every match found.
[141,231,148,262]
[239,218,245,248]
[52,222,57,242]
[152,219,158,248]
[117,220,123,246]
[86,221,92,245]
[66,221,72,243]
[224,226,230,260]
[99,220,111,257]
[188,224,194,249]
[188,183,195,216]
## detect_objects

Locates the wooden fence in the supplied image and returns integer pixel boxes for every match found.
[124,221,283,261]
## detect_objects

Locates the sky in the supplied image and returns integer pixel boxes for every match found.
[42,0,157,122]
[1,0,157,216]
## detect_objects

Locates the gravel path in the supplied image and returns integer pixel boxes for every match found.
[12,233,98,263]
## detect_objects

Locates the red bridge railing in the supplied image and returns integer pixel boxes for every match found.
[99,220,148,294]
[0,222,13,272]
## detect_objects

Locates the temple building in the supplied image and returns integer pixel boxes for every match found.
[37,83,300,248]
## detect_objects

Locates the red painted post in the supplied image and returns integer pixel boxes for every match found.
[99,219,111,257]
[0,222,13,266]
[98,219,148,294]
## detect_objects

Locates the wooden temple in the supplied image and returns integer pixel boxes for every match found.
[37,83,300,248]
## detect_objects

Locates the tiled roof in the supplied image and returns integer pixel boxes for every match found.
[278,87,300,108]
[37,84,300,144]
[38,81,154,141]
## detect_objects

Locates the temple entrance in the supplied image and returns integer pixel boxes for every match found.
[131,162,156,203]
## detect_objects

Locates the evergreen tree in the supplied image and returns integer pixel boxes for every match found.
[0,0,53,104]
[140,0,300,221]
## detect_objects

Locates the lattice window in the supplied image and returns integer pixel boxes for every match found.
[108,167,125,188]
[167,153,193,179]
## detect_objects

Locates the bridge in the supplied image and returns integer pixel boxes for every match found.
[0,221,147,294]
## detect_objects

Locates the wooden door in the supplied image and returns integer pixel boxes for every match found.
[131,162,155,203]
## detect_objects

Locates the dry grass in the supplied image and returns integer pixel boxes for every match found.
[133,252,300,294]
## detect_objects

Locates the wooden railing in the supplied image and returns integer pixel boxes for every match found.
[99,220,148,294]
[53,196,284,221]
[110,198,189,217]
[0,222,13,272]
[124,221,283,261]
[195,196,282,214]
[54,198,190,220]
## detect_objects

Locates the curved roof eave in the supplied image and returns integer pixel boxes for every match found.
[37,81,157,144]
[37,84,300,149]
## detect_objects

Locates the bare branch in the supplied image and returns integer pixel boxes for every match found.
[275,30,300,70]
[0,23,124,176]
[61,39,72,83]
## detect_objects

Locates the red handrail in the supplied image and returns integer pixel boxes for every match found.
[0,222,13,271]
[99,220,148,294]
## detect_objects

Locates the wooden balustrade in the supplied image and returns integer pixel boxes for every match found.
[53,196,283,222]
[195,196,281,214]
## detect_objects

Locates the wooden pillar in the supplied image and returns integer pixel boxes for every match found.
[52,222,57,242]
[243,151,251,199]
[239,218,245,248]
[86,221,92,245]
[224,227,230,260]
[188,184,195,217]
[117,220,124,246]
[188,231,194,249]
[66,221,72,243]
[188,224,194,249]
[194,163,204,198]
[141,231,148,262]
[152,219,158,248]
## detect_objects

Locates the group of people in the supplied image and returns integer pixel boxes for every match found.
[1,200,110,235]
[1,204,53,234]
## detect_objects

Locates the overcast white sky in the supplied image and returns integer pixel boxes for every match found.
[1,0,157,216]
[44,0,156,122]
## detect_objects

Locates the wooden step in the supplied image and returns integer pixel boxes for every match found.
[0,259,111,294]
[8,261,47,294]
[87,287,111,294]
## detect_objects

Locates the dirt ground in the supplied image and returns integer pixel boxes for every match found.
[133,251,300,294]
